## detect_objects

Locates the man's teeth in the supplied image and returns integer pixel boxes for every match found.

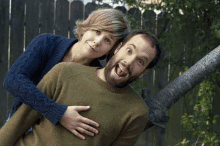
[116,64,127,77]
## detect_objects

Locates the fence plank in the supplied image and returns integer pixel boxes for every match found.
[164,12,184,145]
[85,2,97,20]
[134,70,154,146]
[115,6,127,14]
[141,9,157,146]
[154,50,168,146]
[156,12,170,146]
[10,0,25,71]
[127,8,141,29]
[143,10,156,34]
[26,0,40,47]
[40,0,54,33]
[70,0,84,38]
[157,12,169,39]
[0,0,9,128]
[100,3,112,8]
[55,0,69,37]
[8,0,25,124]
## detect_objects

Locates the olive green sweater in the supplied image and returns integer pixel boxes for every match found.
[0,62,148,146]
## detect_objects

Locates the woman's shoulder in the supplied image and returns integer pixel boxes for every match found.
[32,33,69,43]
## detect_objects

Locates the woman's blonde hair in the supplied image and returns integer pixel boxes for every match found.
[74,8,130,41]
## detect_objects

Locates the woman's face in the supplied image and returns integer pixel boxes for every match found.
[79,29,118,58]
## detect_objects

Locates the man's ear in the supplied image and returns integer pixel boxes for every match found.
[114,42,123,54]
[138,69,149,79]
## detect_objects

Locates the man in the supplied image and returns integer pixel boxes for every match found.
[0,30,161,146]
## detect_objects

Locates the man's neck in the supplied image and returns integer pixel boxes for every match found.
[96,68,106,82]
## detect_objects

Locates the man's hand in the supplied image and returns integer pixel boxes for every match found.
[59,106,99,140]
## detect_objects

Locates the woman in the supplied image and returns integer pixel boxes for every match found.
[3,8,130,139]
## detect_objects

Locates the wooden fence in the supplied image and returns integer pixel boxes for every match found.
[0,0,203,145]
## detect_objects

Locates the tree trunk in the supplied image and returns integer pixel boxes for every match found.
[146,45,220,129]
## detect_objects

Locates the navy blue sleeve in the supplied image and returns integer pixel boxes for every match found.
[3,33,67,125]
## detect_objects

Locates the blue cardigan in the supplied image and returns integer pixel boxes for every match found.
[4,33,102,125]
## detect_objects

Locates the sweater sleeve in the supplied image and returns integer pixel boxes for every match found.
[0,104,41,146]
[0,63,64,146]
[3,33,67,125]
[111,114,147,146]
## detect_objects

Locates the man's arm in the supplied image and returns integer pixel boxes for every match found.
[0,104,41,146]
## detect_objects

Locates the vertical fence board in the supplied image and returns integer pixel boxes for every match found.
[213,84,220,134]
[140,9,157,146]
[143,10,156,34]
[151,11,169,146]
[84,2,97,20]
[55,0,69,37]
[164,13,184,145]
[154,51,168,146]
[70,0,84,38]
[134,70,154,146]
[40,0,54,33]
[114,6,127,14]
[0,0,9,127]
[26,0,40,47]
[127,8,141,29]
[9,0,25,123]
[100,3,112,8]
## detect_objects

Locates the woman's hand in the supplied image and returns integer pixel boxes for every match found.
[59,106,99,140]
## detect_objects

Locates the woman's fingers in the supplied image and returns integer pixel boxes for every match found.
[71,129,86,140]
[80,116,99,128]
[74,106,91,112]
[76,127,95,137]
[79,122,99,134]
[60,106,100,139]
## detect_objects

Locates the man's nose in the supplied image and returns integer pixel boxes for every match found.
[123,56,135,68]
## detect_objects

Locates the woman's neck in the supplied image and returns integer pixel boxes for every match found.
[63,42,94,66]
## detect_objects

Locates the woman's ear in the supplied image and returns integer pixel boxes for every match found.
[114,42,123,54]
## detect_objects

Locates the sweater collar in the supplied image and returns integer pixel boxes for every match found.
[89,67,132,94]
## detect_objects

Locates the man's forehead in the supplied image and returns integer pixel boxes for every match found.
[122,34,156,59]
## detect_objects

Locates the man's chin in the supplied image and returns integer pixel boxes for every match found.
[107,77,130,88]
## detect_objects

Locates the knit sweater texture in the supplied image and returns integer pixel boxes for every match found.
[3,33,102,125]
[0,62,148,146]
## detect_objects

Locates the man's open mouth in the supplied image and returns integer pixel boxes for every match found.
[115,63,128,78]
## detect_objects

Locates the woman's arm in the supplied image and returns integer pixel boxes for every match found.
[0,63,65,146]
[3,33,67,125]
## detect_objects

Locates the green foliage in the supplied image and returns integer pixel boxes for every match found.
[176,71,220,145]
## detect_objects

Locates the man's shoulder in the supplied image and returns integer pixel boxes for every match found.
[122,85,148,112]
[56,62,97,77]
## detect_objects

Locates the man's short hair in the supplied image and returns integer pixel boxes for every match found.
[107,30,162,69]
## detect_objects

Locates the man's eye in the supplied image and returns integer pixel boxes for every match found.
[127,48,132,54]
[95,30,101,35]
[138,60,144,65]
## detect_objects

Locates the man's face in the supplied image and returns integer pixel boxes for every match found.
[104,34,156,88]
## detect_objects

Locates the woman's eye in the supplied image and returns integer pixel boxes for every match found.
[95,30,101,35]
[105,39,111,44]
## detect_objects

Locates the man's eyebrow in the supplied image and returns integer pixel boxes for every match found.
[128,44,136,50]
[128,44,149,61]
